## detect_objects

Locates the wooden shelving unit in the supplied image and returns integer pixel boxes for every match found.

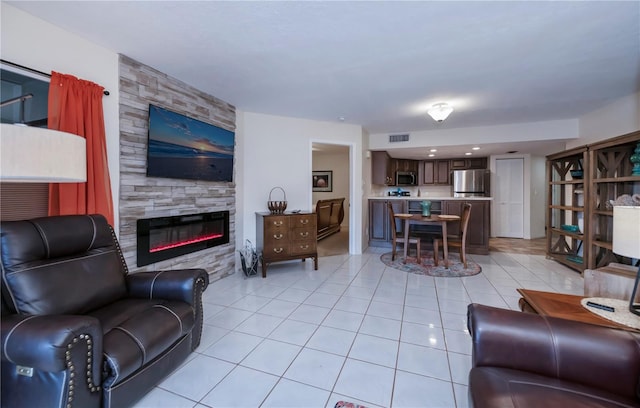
[586,131,640,270]
[546,130,640,273]
[546,146,589,272]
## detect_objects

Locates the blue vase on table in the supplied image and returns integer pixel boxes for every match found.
[420,200,432,217]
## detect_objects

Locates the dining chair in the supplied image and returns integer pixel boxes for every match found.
[388,202,421,261]
[434,203,472,268]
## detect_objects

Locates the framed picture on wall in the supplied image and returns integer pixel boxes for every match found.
[312,170,333,192]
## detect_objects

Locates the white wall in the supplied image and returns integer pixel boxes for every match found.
[529,156,547,239]
[236,111,365,253]
[361,129,371,250]
[1,4,121,233]
[369,119,579,150]
[572,92,640,146]
[312,149,350,227]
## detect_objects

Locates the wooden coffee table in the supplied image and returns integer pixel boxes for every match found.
[517,289,639,333]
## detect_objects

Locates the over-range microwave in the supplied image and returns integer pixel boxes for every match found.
[396,171,417,186]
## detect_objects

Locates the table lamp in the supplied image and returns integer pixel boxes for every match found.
[612,206,640,316]
[0,123,86,182]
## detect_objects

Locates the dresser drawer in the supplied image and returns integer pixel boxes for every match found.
[263,243,289,258]
[290,214,316,229]
[292,228,313,240]
[264,225,289,242]
[265,216,288,229]
[290,240,316,255]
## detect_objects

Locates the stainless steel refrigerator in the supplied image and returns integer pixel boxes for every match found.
[452,169,488,197]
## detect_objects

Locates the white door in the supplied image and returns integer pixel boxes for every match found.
[494,158,524,238]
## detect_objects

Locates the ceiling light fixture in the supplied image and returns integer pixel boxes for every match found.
[465,152,472,156]
[472,147,480,150]
[428,154,435,157]
[430,149,437,152]
[427,103,454,122]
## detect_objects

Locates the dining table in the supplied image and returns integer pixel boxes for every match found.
[394,213,461,268]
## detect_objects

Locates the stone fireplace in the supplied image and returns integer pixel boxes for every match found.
[137,211,229,267]
[118,55,236,278]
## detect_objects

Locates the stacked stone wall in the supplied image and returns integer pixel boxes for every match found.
[119,55,235,280]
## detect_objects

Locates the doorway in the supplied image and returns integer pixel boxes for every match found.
[494,158,524,238]
[312,143,350,256]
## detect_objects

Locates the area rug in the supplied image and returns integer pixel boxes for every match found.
[380,251,481,277]
[335,401,367,408]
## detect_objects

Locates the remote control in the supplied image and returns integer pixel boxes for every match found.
[586,301,615,312]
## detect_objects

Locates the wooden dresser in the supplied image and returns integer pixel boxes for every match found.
[256,212,318,278]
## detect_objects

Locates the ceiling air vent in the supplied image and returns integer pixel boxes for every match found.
[389,134,409,143]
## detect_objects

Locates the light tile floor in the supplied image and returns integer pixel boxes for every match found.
[133,247,584,408]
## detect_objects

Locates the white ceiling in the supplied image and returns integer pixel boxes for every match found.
[8,1,640,157]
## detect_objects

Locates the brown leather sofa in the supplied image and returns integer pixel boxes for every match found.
[316,197,345,240]
[0,214,209,408]
[467,303,640,408]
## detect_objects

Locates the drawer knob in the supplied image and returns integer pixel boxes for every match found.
[300,232,309,238]
[300,219,309,224]
[273,247,284,253]
[273,221,283,226]
[273,233,283,239]
[299,244,309,250]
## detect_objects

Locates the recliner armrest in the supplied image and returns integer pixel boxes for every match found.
[126,269,209,306]
[1,314,102,379]
[467,303,640,401]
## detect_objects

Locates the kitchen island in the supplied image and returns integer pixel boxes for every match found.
[368,197,492,254]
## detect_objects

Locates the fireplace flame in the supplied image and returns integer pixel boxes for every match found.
[150,233,224,253]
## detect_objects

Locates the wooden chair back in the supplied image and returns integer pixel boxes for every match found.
[459,203,472,242]
[387,202,398,243]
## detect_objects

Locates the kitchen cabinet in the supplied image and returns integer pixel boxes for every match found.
[421,160,450,185]
[422,161,435,184]
[372,151,394,185]
[450,157,487,170]
[375,153,487,186]
[368,199,490,254]
[546,146,588,272]
[444,200,490,254]
[435,160,451,184]
[369,199,405,247]
[395,159,419,173]
[256,212,318,277]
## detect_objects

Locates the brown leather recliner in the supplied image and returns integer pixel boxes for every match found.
[0,214,209,408]
[467,303,640,408]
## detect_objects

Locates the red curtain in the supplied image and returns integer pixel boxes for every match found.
[48,71,114,226]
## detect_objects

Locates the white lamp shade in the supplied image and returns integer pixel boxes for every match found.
[427,103,454,122]
[613,206,640,259]
[0,123,86,182]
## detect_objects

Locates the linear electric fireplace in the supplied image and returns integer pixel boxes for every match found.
[137,211,229,267]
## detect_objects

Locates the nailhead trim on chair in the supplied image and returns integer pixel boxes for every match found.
[108,225,129,275]
[65,334,100,407]
[191,276,206,350]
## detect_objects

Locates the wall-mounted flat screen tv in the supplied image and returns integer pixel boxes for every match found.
[147,104,234,182]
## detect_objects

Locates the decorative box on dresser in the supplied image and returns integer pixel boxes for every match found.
[256,212,318,278]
